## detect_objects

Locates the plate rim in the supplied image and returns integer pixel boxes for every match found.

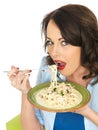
[27,81,91,112]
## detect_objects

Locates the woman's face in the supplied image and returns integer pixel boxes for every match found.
[46,20,81,76]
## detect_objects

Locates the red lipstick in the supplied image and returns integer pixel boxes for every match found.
[54,60,66,70]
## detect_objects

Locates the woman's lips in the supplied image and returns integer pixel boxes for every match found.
[54,60,66,70]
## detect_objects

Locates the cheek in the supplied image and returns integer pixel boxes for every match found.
[68,55,81,69]
[67,47,81,67]
[63,49,81,76]
[64,59,80,76]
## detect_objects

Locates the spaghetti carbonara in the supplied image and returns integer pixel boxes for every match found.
[36,65,82,109]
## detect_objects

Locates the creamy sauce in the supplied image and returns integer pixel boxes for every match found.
[36,65,82,109]
[36,82,82,109]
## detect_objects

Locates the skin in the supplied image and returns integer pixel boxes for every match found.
[8,66,44,130]
[46,20,81,77]
[46,20,98,125]
[46,20,90,87]
[7,20,98,130]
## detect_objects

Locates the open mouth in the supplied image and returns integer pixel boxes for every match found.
[54,60,66,70]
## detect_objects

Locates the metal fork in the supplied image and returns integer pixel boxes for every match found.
[3,69,49,73]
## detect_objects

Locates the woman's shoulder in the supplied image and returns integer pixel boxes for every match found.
[40,56,47,68]
[36,56,52,84]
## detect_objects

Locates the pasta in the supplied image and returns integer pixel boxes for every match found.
[36,65,82,109]
[48,65,57,87]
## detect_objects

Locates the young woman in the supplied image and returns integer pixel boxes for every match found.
[8,4,98,130]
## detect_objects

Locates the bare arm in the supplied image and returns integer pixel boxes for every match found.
[7,66,44,130]
[76,105,98,126]
[20,93,44,130]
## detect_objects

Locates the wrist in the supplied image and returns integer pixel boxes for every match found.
[22,86,31,95]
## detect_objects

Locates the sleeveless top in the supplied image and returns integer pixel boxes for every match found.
[53,112,85,130]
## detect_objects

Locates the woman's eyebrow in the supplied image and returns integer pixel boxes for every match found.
[46,37,51,40]
[58,38,64,41]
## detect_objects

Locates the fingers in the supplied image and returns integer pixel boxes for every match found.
[7,65,32,94]
[7,66,31,79]
[7,66,19,79]
[75,104,88,115]
[20,74,31,94]
[11,72,25,86]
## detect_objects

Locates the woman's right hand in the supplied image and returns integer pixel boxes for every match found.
[7,65,32,94]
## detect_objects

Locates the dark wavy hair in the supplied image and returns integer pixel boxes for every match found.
[41,4,98,84]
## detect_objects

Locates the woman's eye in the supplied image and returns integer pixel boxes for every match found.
[45,40,53,46]
[62,41,69,46]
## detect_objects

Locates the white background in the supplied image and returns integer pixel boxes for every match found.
[0,0,98,129]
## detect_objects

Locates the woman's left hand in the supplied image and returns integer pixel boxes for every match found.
[75,104,89,115]
[75,104,98,126]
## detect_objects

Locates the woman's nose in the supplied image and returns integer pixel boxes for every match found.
[50,45,59,57]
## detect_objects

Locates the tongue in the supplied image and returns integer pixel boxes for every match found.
[56,62,66,70]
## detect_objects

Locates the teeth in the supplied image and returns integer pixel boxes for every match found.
[56,62,65,66]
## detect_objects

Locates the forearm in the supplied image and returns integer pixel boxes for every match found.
[7,66,43,129]
[84,107,98,126]
[20,93,43,130]
[78,106,98,126]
